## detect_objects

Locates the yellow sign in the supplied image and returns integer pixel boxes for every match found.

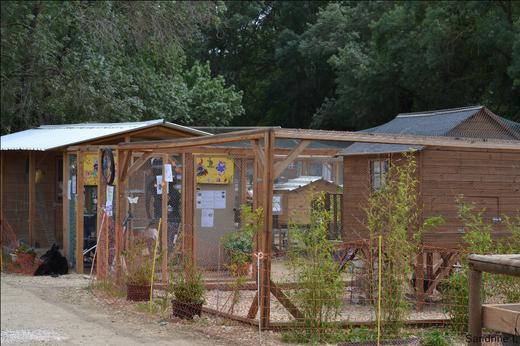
[83,152,118,185]
[84,153,99,185]
[195,156,234,184]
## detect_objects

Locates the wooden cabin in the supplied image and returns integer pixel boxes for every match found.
[340,106,520,247]
[273,176,342,227]
[0,120,208,271]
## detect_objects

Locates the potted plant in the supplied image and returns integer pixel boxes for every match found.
[221,206,262,277]
[123,239,154,301]
[170,262,205,319]
[8,244,39,275]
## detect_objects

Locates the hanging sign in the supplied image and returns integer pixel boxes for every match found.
[195,156,234,184]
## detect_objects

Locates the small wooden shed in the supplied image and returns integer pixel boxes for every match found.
[0,120,208,272]
[273,176,342,227]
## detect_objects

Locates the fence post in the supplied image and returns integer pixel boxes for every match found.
[468,267,482,346]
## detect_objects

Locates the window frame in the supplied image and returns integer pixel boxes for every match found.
[369,158,389,191]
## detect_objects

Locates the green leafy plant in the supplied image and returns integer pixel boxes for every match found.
[170,261,205,305]
[123,239,154,285]
[286,192,344,342]
[442,198,520,332]
[364,153,443,335]
[420,330,450,346]
[221,205,263,276]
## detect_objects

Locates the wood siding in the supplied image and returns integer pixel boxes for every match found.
[342,148,520,247]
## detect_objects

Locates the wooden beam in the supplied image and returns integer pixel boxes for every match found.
[259,130,275,329]
[119,128,267,151]
[251,140,265,168]
[182,153,195,265]
[75,150,85,274]
[273,140,310,178]
[247,291,259,319]
[239,159,248,207]
[270,280,304,320]
[415,251,425,311]
[118,150,133,182]
[126,152,154,179]
[114,149,125,279]
[469,254,520,276]
[424,252,458,296]
[274,128,520,151]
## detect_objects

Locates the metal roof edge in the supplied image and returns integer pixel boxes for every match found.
[397,105,483,118]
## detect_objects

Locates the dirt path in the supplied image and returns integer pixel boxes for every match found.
[0,273,281,345]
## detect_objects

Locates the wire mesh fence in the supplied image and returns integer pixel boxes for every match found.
[70,130,519,344]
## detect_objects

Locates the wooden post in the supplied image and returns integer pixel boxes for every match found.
[182,153,195,265]
[62,152,69,262]
[259,130,274,329]
[240,159,248,207]
[468,268,482,346]
[28,151,36,247]
[114,149,126,279]
[75,150,84,274]
[415,250,425,311]
[161,153,169,282]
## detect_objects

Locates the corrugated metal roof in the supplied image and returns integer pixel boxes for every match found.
[340,106,519,156]
[0,119,210,151]
[274,176,332,191]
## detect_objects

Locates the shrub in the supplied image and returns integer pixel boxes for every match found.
[123,239,155,285]
[287,192,344,342]
[421,330,450,346]
[364,153,443,335]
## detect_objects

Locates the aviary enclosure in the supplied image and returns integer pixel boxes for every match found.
[86,128,520,339]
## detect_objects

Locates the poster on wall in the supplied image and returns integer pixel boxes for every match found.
[196,190,227,209]
[201,209,214,227]
[84,153,99,185]
[83,152,118,186]
[195,156,234,184]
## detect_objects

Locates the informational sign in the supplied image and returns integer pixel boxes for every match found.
[71,176,77,194]
[273,195,282,214]
[196,190,227,209]
[67,179,72,200]
[195,156,234,184]
[106,185,114,207]
[214,191,226,209]
[201,209,214,227]
[84,153,99,185]
[164,164,173,182]
[156,175,163,195]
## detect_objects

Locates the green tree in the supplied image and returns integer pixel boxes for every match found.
[0,1,243,134]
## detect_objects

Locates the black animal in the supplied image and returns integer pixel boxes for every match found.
[34,244,69,276]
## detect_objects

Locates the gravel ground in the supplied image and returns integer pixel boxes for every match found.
[0,273,284,345]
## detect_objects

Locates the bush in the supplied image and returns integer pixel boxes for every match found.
[287,192,343,342]
[170,261,205,305]
[123,239,155,285]
[364,153,443,335]
[421,330,450,346]
[442,199,520,332]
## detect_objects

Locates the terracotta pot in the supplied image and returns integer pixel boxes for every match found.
[11,253,39,275]
[171,299,203,320]
[126,283,151,301]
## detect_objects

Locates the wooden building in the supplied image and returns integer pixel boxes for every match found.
[340,105,520,246]
[0,120,208,271]
[273,176,342,227]
[339,106,520,308]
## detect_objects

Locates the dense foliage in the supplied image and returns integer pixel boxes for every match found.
[2,1,519,134]
[0,1,243,134]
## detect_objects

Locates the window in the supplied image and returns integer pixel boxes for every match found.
[371,160,389,191]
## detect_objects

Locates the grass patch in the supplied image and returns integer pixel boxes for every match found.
[89,280,125,298]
